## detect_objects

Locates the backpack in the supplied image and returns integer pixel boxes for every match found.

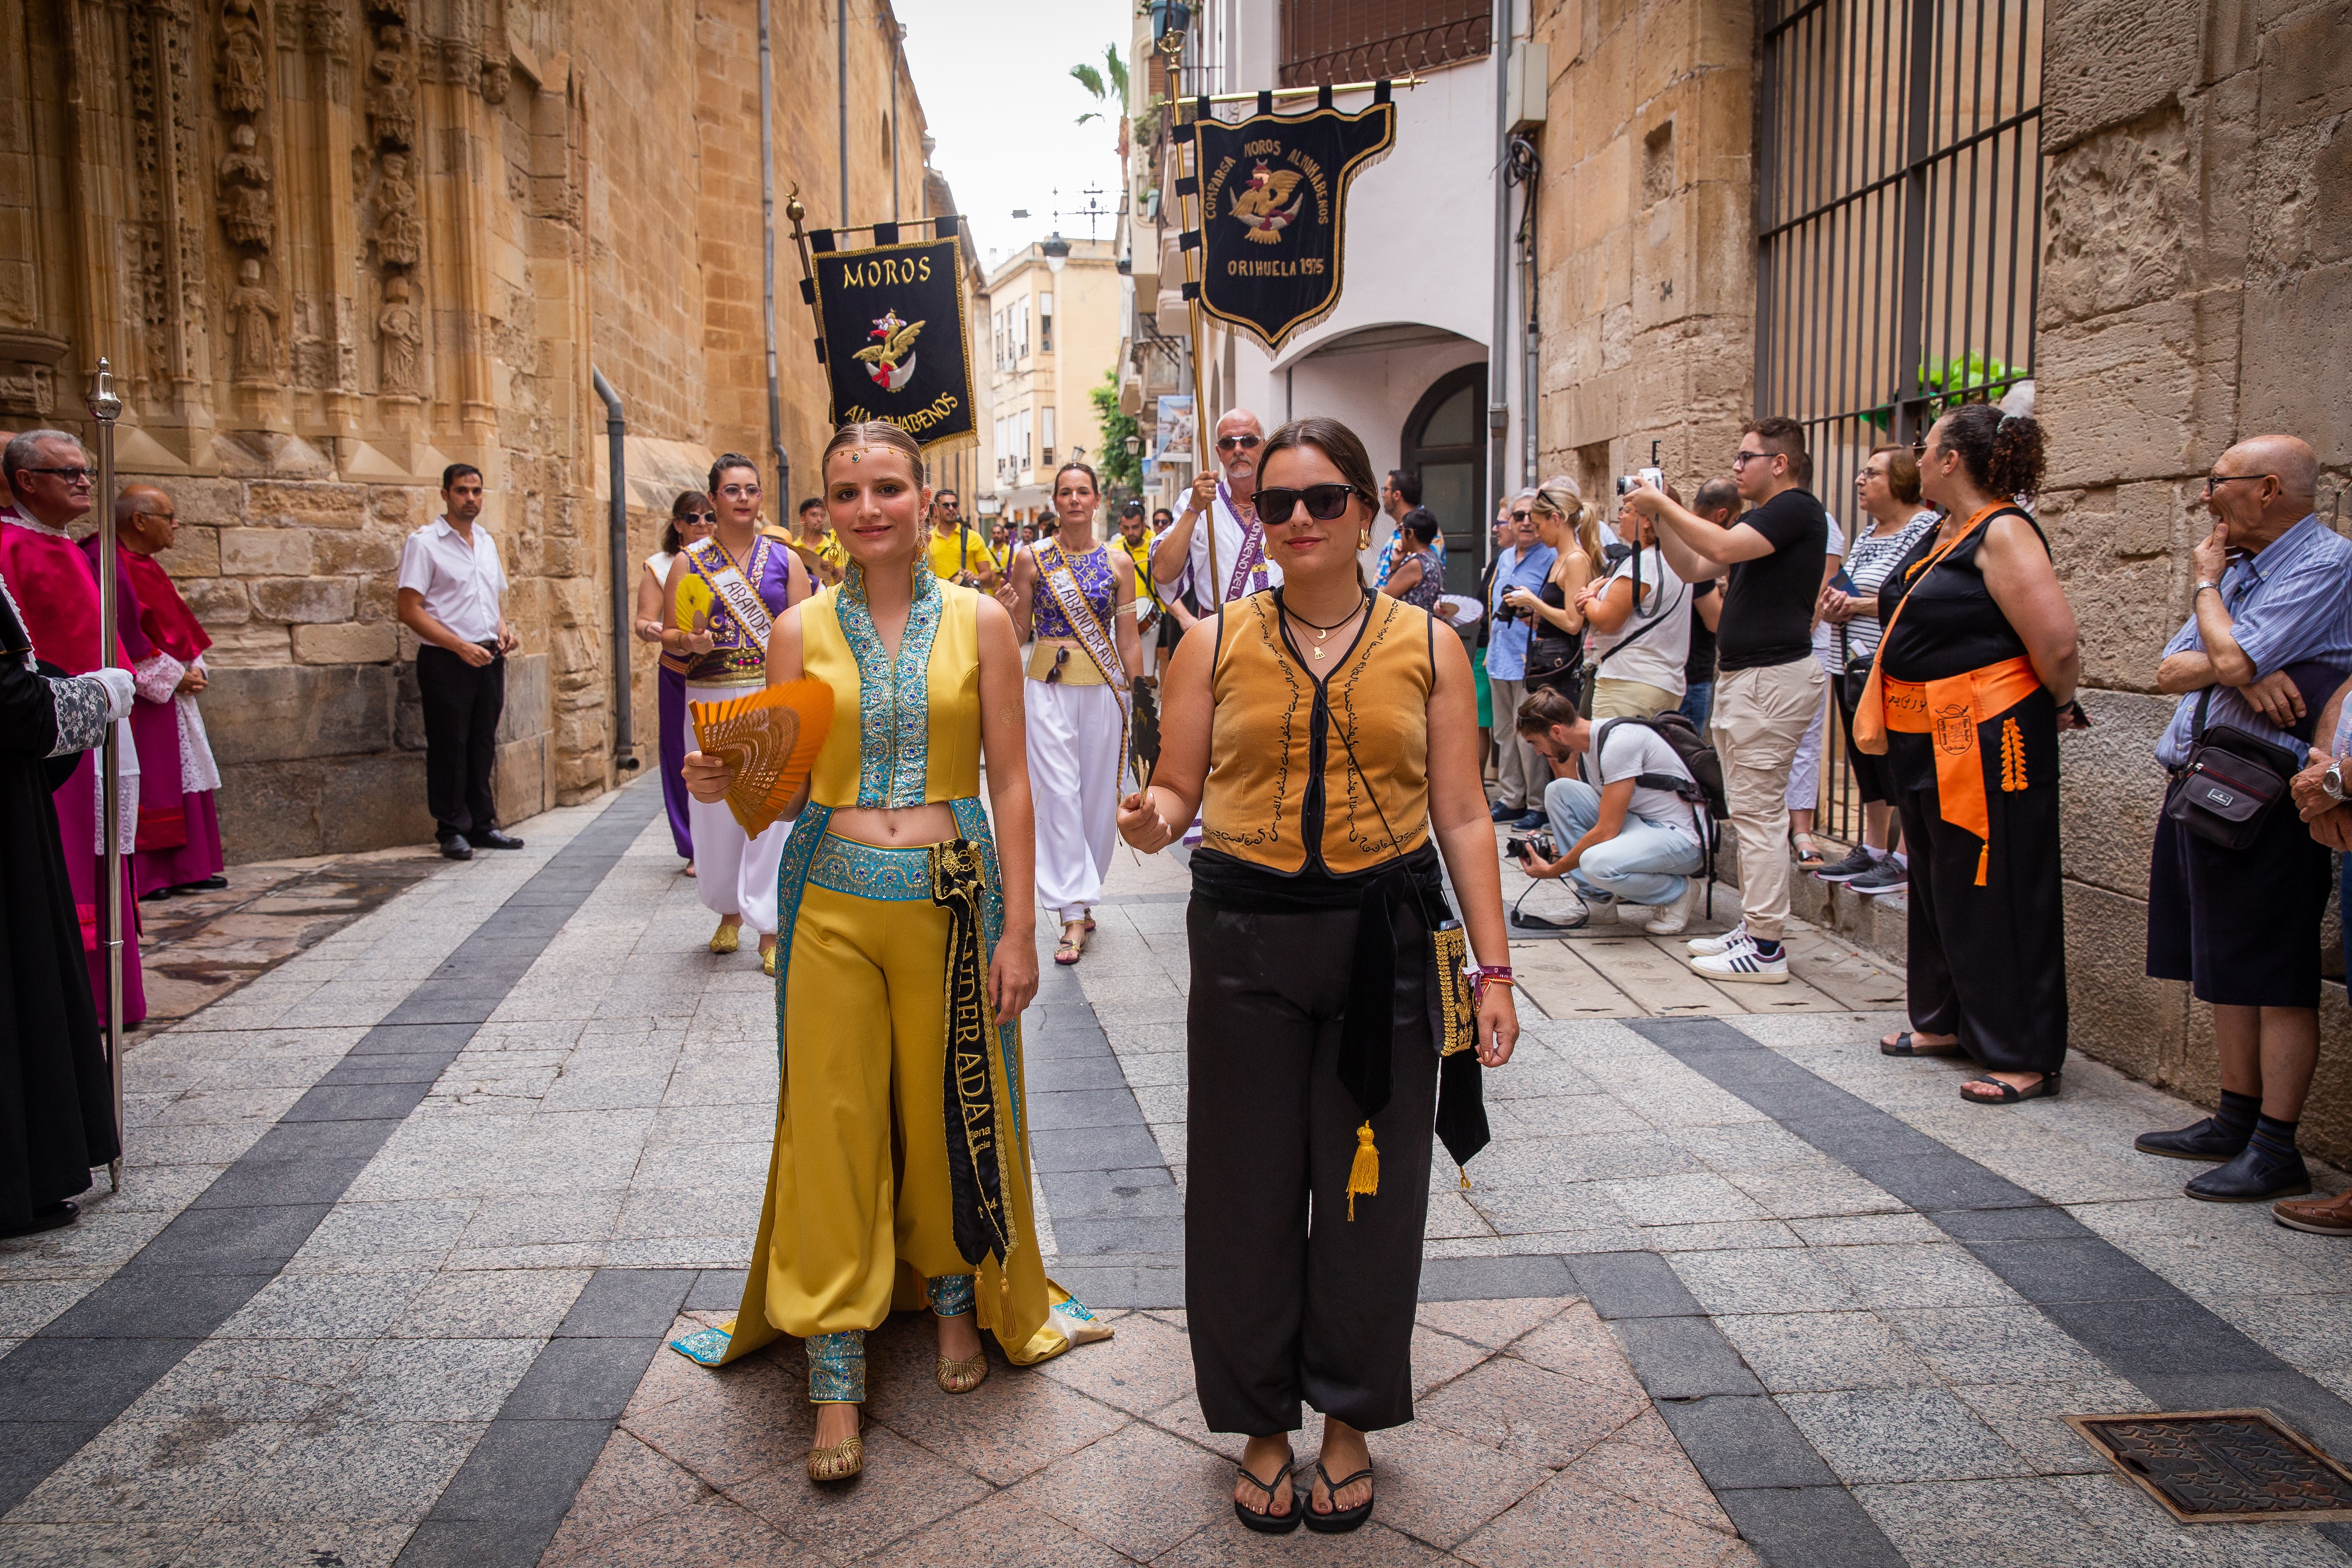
[1595,713,1728,918]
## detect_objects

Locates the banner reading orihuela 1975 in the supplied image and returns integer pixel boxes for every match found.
[809,233,974,449]
[1181,91,1397,355]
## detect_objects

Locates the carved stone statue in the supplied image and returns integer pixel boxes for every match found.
[367,25,415,149]
[481,58,511,105]
[217,122,274,250]
[377,275,422,397]
[228,257,280,382]
[375,151,422,268]
[217,0,268,116]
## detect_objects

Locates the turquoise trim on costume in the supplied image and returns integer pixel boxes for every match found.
[807,1329,866,1403]
[809,834,933,901]
[928,1274,976,1317]
[669,1324,733,1366]
[838,560,942,807]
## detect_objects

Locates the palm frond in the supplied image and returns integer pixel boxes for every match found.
[1077,111,1104,126]
[1105,45,1129,102]
[1069,62,1106,99]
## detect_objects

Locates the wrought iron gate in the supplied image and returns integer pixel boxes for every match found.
[1755,0,2044,839]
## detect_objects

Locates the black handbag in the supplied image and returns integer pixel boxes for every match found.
[2163,688,2299,850]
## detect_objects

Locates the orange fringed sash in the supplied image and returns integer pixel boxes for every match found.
[688,679,834,837]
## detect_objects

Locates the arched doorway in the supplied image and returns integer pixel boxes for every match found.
[1399,362,1486,594]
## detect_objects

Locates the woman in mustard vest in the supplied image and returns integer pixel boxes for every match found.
[676,422,1104,1484]
[1117,417,1519,1536]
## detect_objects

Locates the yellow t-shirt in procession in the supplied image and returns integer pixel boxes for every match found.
[1116,533,1163,615]
[926,526,996,582]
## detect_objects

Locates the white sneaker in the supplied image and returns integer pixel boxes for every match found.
[1644,898,1690,936]
[1687,919,1747,956]
[1690,934,1790,984]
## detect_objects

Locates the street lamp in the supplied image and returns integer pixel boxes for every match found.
[1125,434,1142,455]
[1042,232,1070,274]
[1147,0,1192,57]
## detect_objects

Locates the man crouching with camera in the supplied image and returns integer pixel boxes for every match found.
[1509,686,1708,936]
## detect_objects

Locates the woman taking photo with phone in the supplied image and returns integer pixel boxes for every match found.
[1118,417,1517,1536]
[1502,477,1603,702]
[675,422,1104,1483]
[660,456,813,969]
[996,461,1142,965]
[637,490,716,871]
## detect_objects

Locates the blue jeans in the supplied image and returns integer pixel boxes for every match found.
[1542,777,1706,907]
[1679,681,1714,730]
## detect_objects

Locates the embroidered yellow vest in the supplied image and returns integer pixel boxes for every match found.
[1201,591,1434,875]
[800,573,982,809]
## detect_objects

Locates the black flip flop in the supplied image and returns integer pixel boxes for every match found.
[1303,1462,1375,1534]
[1961,1073,2060,1105]
[1879,1032,1963,1057]
[1233,1461,1301,1535]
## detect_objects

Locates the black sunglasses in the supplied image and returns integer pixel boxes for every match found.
[1253,483,1363,524]
[1216,434,1262,453]
[23,466,95,483]
[680,511,717,524]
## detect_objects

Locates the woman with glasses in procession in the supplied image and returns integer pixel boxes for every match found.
[676,423,1104,1483]
[995,461,1142,965]
[637,490,717,872]
[1119,417,1518,1536]
[660,455,814,972]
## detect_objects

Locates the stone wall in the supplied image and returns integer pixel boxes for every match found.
[2036,0,2352,1155]
[1,0,940,861]
[1528,0,1757,494]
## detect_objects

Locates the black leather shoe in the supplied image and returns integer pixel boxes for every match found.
[172,874,229,892]
[439,835,474,861]
[2134,1117,2249,1163]
[474,830,525,850]
[0,1200,78,1238]
[2186,1142,2312,1203]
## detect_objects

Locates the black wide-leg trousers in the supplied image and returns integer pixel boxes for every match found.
[1890,691,2068,1076]
[416,643,505,841]
[1183,897,1438,1437]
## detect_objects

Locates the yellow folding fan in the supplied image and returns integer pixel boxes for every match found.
[688,679,834,837]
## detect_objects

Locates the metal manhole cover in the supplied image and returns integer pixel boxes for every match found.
[2065,1409,2352,1523]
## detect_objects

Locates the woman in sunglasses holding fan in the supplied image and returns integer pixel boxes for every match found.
[1118,418,1518,1535]
[637,490,716,871]
[996,461,1142,965]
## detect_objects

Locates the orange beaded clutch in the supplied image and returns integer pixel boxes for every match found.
[688,679,833,837]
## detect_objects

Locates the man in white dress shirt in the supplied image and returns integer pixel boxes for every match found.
[395,464,522,860]
[1148,407,1282,608]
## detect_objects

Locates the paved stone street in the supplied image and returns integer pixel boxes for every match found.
[8,777,2352,1567]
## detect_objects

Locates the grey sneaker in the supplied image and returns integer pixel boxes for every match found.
[1815,845,1879,883]
[1851,858,1908,895]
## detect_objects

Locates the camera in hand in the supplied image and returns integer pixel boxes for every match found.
[1506,832,1555,862]
[1613,467,1664,496]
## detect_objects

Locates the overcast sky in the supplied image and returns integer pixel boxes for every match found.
[896,0,1130,268]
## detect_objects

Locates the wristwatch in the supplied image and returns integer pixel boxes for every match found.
[2194,581,2223,597]
[2326,761,2346,803]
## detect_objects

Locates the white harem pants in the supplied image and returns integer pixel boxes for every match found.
[1026,677,1125,925]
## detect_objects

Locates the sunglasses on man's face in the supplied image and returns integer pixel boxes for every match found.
[1511,509,1532,522]
[1253,483,1362,524]
[1216,434,1262,454]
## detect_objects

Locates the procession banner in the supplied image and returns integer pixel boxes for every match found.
[806,227,974,450]
[1176,89,1396,355]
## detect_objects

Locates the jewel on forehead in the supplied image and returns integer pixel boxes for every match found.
[850,450,862,463]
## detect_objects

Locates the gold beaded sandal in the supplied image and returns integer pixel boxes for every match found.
[935,1353,988,1394]
[708,922,740,956]
[807,1424,864,1482]
[761,943,778,977]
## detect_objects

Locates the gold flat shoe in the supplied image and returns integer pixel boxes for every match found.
[807,1430,864,1482]
[935,1353,988,1394]
[762,944,778,977]
[709,923,740,956]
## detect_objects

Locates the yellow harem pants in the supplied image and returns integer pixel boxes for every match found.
[698,839,1069,1372]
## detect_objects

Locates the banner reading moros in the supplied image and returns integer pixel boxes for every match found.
[808,232,975,449]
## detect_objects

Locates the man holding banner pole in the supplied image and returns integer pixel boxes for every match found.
[1150,408,1278,609]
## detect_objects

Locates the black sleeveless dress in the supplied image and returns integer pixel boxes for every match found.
[1524,579,1584,698]
[1874,512,2066,1077]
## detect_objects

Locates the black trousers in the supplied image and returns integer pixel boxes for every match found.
[416,643,504,840]
[1184,897,1438,1437]
[1889,691,2067,1075]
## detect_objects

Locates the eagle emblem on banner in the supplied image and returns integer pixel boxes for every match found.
[1230,163,1306,243]
[856,309,926,391]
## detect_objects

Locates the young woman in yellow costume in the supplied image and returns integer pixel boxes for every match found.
[675,422,1105,1483]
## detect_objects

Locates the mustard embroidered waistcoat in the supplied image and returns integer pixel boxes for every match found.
[799,567,982,809]
[1200,590,1434,875]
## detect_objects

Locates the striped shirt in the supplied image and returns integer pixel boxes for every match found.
[2156,514,2352,768]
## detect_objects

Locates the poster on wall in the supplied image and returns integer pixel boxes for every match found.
[808,232,975,449]
[1154,395,1195,465]
[1178,93,1397,355]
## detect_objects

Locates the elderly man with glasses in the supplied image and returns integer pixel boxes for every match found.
[1151,408,1280,607]
[1485,492,1559,830]
[2134,435,2352,1205]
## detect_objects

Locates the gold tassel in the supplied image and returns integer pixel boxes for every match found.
[1975,842,1989,886]
[1458,1167,1472,1191]
[1346,1122,1379,1220]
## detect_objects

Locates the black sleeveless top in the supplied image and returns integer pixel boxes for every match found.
[1875,507,2047,684]
[1526,578,1580,674]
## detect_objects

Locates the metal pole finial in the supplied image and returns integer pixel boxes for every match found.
[88,357,122,423]
[86,354,125,1193]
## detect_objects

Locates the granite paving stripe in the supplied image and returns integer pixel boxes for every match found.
[1633,1015,2352,1542]
[0,781,663,1517]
